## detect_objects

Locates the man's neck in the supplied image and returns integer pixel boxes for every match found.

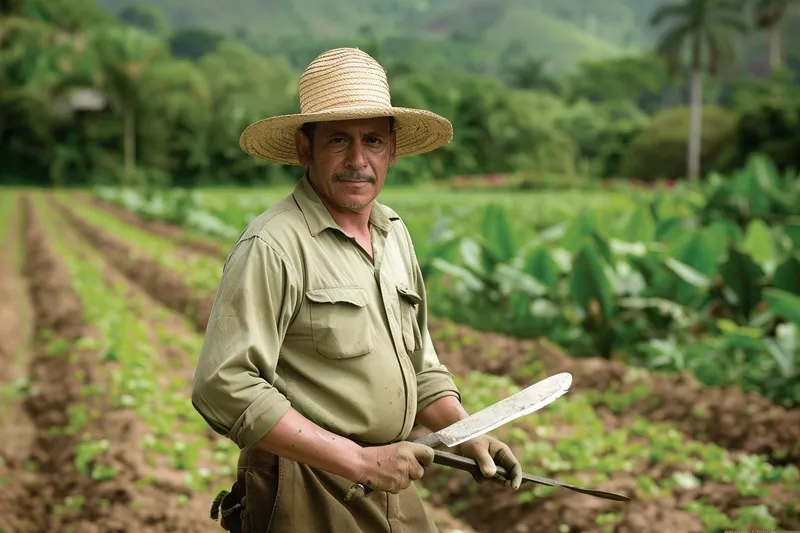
[324,199,372,237]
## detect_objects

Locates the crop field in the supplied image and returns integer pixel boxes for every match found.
[1,156,799,533]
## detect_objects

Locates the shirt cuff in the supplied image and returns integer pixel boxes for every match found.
[415,367,461,414]
[227,390,292,449]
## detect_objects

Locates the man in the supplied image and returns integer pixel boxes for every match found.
[192,47,522,533]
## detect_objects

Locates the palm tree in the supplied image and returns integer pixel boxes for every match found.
[752,0,796,72]
[87,24,167,183]
[649,0,747,181]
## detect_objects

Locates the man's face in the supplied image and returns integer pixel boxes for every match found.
[295,117,396,213]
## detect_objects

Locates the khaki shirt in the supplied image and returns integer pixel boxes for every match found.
[192,175,460,449]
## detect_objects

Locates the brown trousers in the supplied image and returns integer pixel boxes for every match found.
[237,445,439,533]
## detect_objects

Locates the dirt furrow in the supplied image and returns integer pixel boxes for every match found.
[421,465,798,533]
[86,195,229,259]
[72,196,800,463]
[14,196,216,532]
[51,197,215,333]
[0,196,37,533]
[432,323,800,465]
[65,195,800,531]
[59,196,482,533]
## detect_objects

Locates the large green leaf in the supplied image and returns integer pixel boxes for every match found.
[590,232,613,266]
[664,257,712,290]
[561,210,597,253]
[655,217,684,242]
[706,218,742,248]
[624,206,656,243]
[568,241,615,323]
[668,229,722,277]
[763,289,800,326]
[523,246,560,291]
[784,221,800,250]
[773,254,800,296]
[719,246,766,320]
[741,219,776,273]
[431,258,485,292]
[479,203,517,267]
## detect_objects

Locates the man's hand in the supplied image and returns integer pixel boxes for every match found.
[355,442,435,494]
[458,435,522,490]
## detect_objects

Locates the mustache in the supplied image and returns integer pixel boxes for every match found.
[333,171,376,183]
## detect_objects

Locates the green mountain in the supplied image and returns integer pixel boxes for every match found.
[92,0,656,71]
[92,0,800,76]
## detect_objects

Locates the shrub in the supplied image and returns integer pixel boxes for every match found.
[620,106,738,181]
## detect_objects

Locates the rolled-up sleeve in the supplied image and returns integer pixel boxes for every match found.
[192,235,298,449]
[404,230,461,413]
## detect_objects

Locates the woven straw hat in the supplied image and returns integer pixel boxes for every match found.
[239,47,453,166]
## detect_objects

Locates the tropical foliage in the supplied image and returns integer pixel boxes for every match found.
[423,155,800,406]
[1,0,799,188]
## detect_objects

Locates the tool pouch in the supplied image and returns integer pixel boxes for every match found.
[210,481,245,533]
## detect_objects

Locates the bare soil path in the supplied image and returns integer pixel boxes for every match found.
[0,195,37,533]
[8,195,218,532]
[82,194,229,259]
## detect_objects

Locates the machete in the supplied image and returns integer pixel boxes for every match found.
[345,372,574,501]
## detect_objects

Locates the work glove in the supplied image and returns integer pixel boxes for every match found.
[458,435,522,490]
[357,442,435,494]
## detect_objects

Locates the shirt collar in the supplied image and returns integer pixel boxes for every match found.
[292,174,397,237]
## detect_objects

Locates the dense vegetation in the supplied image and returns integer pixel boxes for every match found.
[96,155,800,408]
[1,0,799,189]
[3,190,799,533]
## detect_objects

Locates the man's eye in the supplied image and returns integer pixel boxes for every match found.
[367,137,382,144]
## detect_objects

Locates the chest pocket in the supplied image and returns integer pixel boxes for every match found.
[306,287,373,359]
[396,284,422,354]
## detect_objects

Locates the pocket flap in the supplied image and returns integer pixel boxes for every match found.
[305,287,368,307]
[396,284,422,305]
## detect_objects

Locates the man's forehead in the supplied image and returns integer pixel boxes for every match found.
[316,117,393,134]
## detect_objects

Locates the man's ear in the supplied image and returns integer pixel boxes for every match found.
[295,130,311,166]
[388,130,397,167]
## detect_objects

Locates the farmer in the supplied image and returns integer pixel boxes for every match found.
[191,47,522,533]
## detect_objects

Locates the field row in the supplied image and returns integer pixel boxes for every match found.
[0,192,479,533]
[60,190,800,464]
[13,191,796,532]
[91,156,800,411]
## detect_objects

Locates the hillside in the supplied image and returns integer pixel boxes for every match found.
[92,0,649,71]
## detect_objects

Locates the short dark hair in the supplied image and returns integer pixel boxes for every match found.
[299,116,396,150]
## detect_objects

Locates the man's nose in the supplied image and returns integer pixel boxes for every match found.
[345,142,368,170]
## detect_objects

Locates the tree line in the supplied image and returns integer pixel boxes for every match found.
[1,0,798,188]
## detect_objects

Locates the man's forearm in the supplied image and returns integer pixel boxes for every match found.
[415,395,469,433]
[256,407,366,482]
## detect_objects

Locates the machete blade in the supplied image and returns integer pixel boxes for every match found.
[434,371,572,448]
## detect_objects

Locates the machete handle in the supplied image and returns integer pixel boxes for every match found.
[345,450,631,503]
[432,450,631,502]
[344,433,443,502]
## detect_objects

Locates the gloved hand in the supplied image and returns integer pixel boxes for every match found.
[458,435,522,490]
[356,442,435,494]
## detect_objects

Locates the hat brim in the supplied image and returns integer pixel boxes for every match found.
[239,106,453,166]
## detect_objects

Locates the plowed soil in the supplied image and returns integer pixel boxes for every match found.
[0,198,37,533]
[8,197,217,532]
[57,197,484,533]
[430,322,800,464]
[83,198,800,464]
[86,195,229,259]
[52,197,216,333]
[421,466,798,533]
[59,198,800,533]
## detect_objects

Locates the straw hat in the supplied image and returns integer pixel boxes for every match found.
[239,47,453,166]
